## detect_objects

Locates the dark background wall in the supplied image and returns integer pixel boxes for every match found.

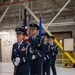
[48,25,75,41]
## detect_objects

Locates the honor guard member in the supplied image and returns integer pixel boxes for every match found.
[41,33,49,45]
[29,23,46,75]
[41,33,50,75]
[48,36,58,75]
[11,27,32,75]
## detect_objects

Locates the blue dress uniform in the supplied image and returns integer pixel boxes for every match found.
[48,36,58,75]
[11,27,32,75]
[43,36,58,75]
[43,43,50,75]
[41,33,50,75]
[29,24,47,75]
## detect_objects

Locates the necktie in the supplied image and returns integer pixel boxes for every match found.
[18,44,20,49]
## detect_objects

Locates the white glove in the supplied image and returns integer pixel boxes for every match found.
[16,57,20,63]
[44,57,46,61]
[14,61,19,66]
[32,55,36,60]
[47,55,49,59]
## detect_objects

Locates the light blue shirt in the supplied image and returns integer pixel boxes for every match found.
[18,40,23,49]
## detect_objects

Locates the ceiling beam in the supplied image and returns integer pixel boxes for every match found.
[48,0,71,26]
[0,0,14,23]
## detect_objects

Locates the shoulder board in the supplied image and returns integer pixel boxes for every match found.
[13,42,17,46]
[29,37,32,41]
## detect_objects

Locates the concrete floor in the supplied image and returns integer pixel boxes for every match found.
[0,62,75,75]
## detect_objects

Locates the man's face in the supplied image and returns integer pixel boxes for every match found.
[44,37,48,42]
[16,34,25,42]
[49,39,54,44]
[30,28,38,36]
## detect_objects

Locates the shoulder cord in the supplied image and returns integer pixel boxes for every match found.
[40,36,44,45]
[26,43,31,56]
